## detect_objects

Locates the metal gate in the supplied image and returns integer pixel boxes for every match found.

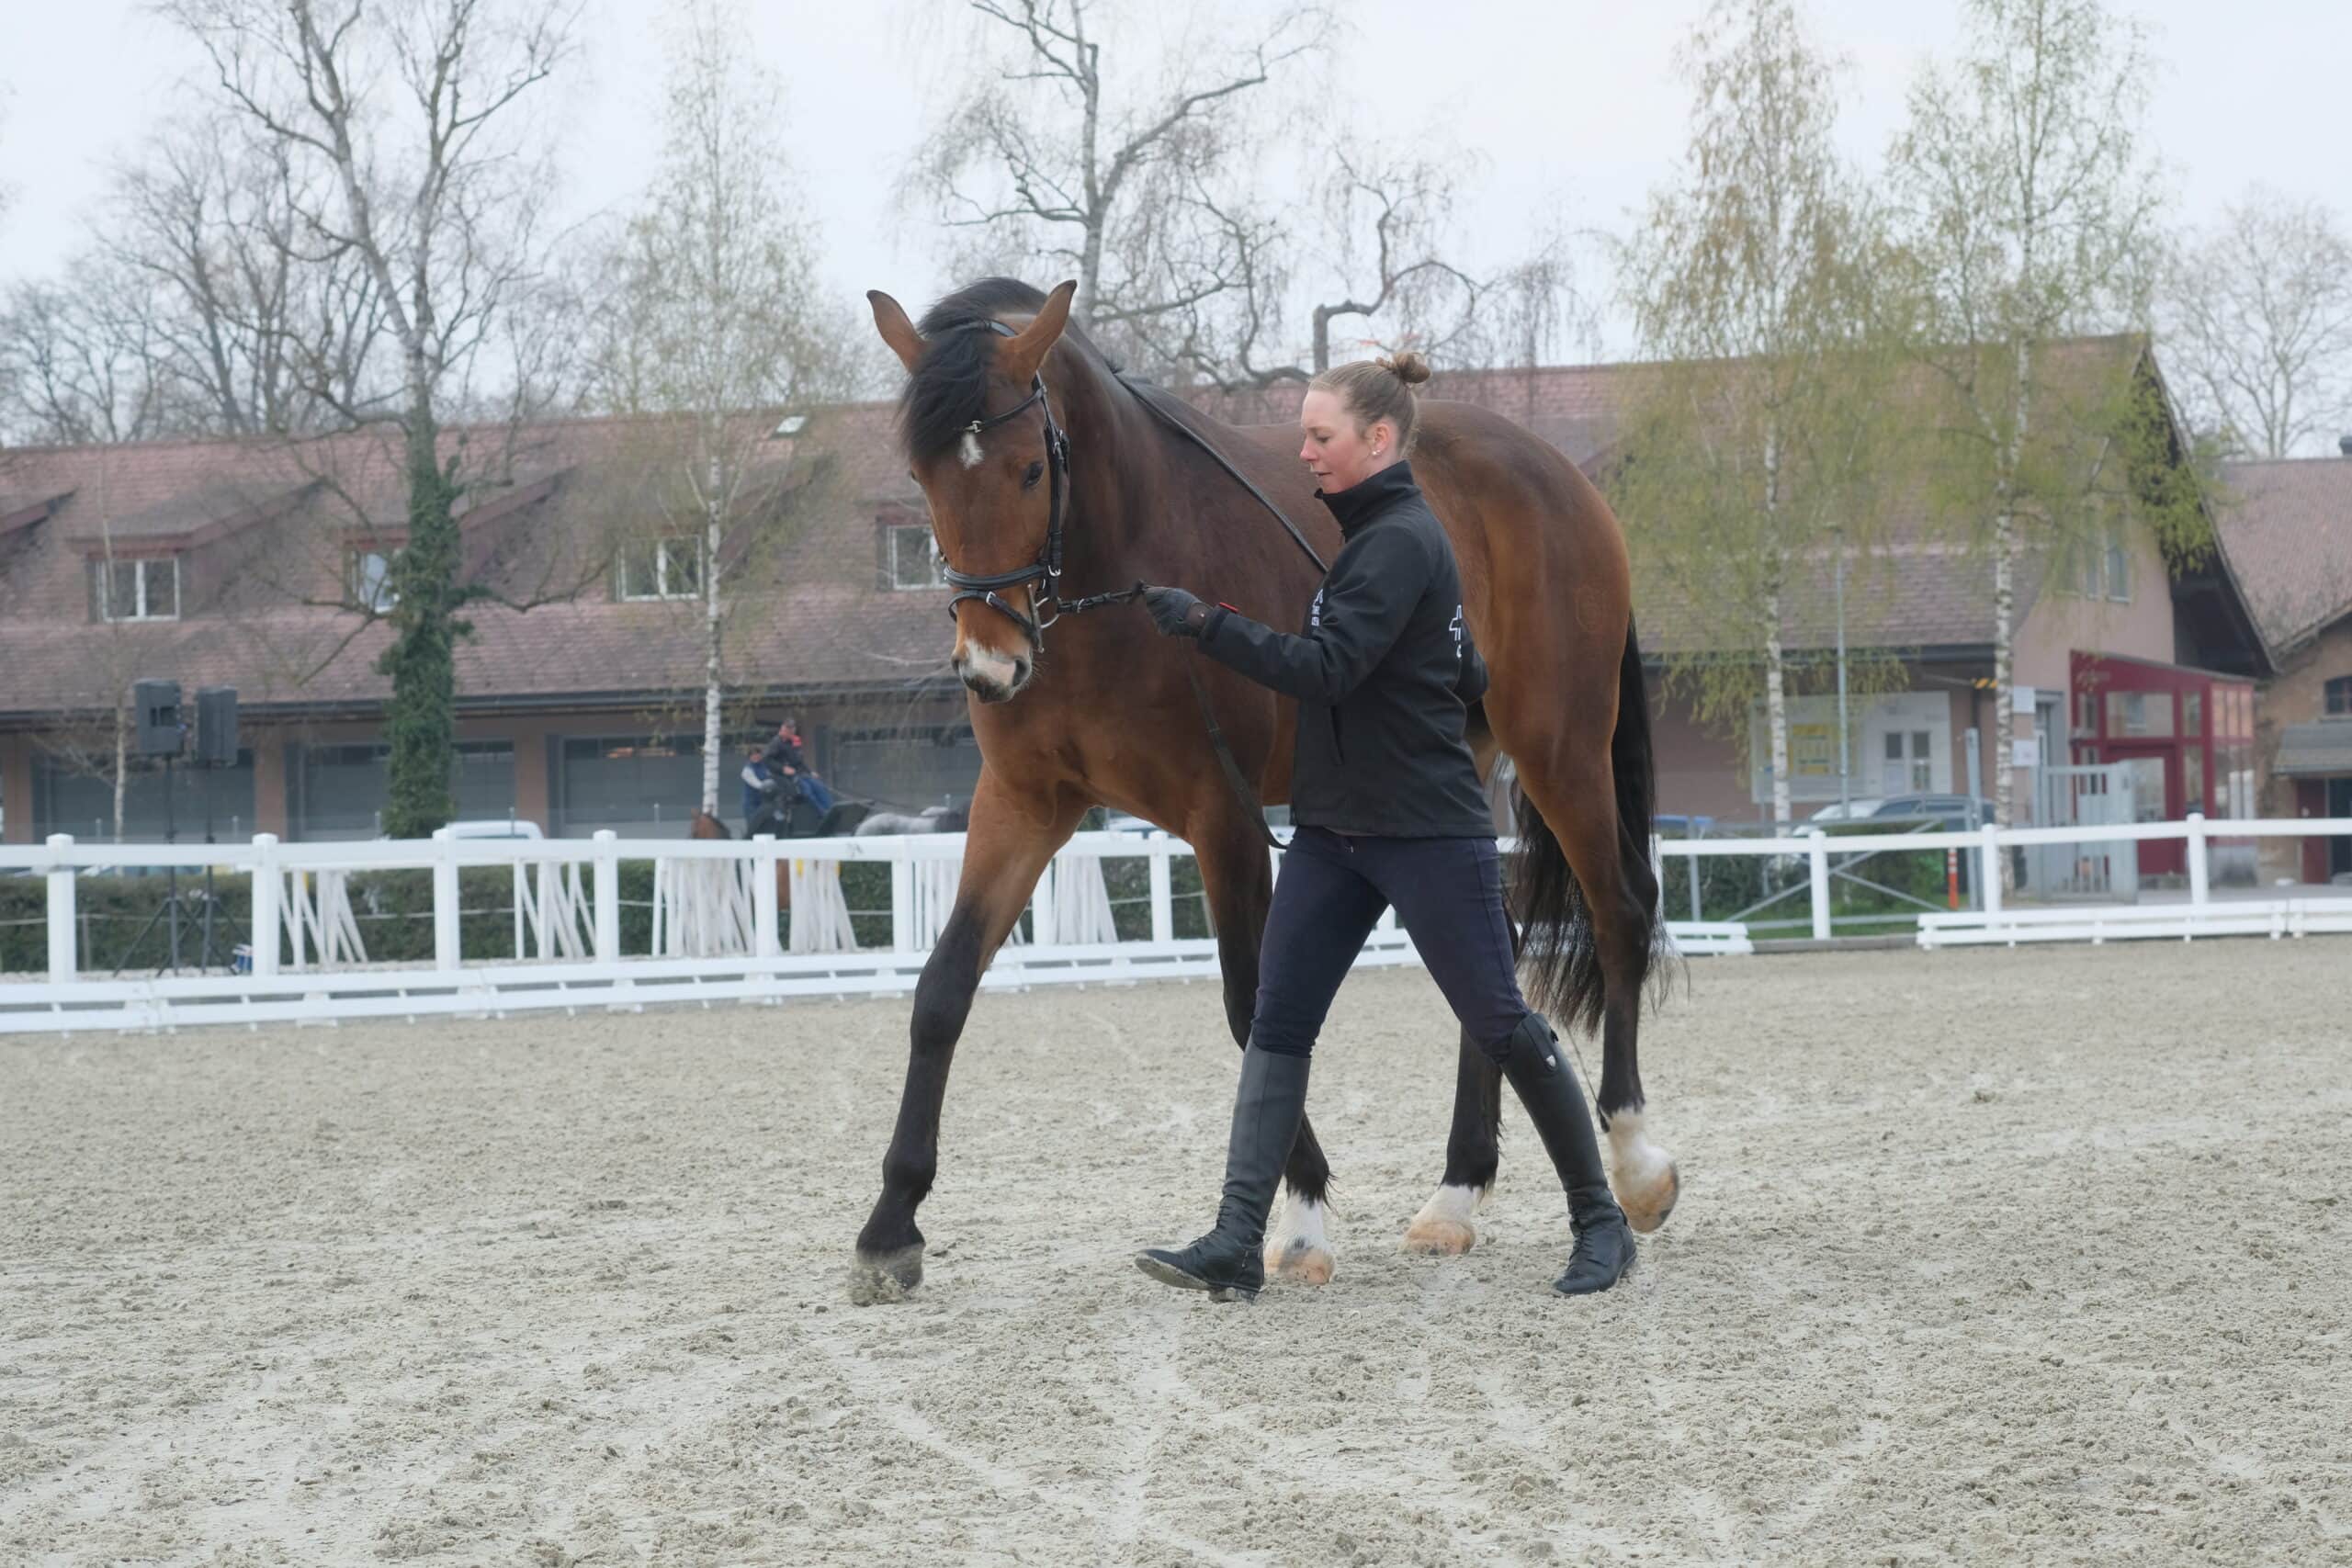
[2033,763,2138,897]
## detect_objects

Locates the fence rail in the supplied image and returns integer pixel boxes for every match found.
[2,812,2346,1033]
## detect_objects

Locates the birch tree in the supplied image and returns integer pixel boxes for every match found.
[164,0,581,837]
[2164,187,2352,459]
[1614,0,1894,831]
[1886,0,2194,844]
[584,0,855,814]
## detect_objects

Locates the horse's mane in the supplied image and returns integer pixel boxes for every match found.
[898,277,1114,464]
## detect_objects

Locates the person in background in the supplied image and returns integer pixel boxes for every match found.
[755,717,836,818]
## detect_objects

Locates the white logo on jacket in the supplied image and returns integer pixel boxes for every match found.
[1450,605,1464,660]
[1311,588,1324,629]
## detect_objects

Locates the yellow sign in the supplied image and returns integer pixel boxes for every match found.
[1789,723,1838,777]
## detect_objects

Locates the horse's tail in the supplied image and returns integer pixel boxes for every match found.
[1512,616,1660,1033]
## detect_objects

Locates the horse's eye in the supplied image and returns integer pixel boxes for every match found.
[1022,460,1046,491]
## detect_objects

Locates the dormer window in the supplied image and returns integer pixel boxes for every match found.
[351,548,398,612]
[95,556,179,622]
[883,522,947,590]
[618,536,705,601]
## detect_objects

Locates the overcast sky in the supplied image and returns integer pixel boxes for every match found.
[4,0,2350,359]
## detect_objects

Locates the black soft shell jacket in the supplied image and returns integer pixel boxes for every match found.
[1198,460,1494,838]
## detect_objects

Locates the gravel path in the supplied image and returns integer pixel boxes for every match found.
[5,939,2349,1565]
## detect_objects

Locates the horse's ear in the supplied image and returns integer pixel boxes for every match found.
[867,289,925,374]
[1000,279,1078,383]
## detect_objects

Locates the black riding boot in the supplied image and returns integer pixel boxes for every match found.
[1498,1012,1636,1296]
[1136,1045,1310,1303]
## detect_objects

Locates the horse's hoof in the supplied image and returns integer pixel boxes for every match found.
[1620,1161,1679,1233]
[1400,1182,1484,1256]
[1261,1194,1336,1286]
[847,1243,924,1305]
[1401,1217,1476,1256]
[1264,1238,1336,1286]
[1607,1111,1679,1233]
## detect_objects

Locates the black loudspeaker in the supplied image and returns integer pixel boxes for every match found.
[134,679,184,758]
[194,686,239,767]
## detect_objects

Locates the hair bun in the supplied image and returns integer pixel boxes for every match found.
[1378,350,1432,388]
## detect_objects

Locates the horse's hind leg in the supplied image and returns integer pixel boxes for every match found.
[1193,818,1338,1287]
[1524,752,1679,1233]
[1403,713,1507,1257]
[1402,1028,1501,1254]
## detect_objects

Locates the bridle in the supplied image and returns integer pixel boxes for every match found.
[934,319,1137,645]
[926,315,1332,849]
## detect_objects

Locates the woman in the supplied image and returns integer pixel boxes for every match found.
[1133,353,1636,1303]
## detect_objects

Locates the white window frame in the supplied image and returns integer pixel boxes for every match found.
[887,523,947,591]
[351,547,398,612]
[2103,522,2132,603]
[96,556,180,623]
[619,536,705,601]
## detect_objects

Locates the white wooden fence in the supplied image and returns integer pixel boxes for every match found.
[4,813,2345,1034]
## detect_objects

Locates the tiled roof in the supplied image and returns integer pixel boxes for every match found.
[2216,457,2352,652]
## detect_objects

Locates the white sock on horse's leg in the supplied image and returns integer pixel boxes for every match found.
[1402,1181,1486,1256]
[1262,1191,1336,1286]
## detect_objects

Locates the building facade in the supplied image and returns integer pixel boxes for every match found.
[2212,447,2352,883]
[0,346,2285,857]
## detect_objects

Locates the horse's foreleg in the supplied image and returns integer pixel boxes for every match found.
[1193,823,1337,1287]
[1403,1028,1502,1255]
[849,773,1083,1303]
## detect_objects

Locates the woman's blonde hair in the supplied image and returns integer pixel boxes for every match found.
[1309,351,1432,456]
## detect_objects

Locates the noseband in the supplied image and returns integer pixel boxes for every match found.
[923,315,1334,850]
[935,321,1138,647]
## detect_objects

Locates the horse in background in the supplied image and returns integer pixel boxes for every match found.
[854,804,972,836]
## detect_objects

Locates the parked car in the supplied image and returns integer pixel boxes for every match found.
[1807,798,1885,823]
[1654,813,1718,838]
[1868,795,1996,832]
[438,818,545,840]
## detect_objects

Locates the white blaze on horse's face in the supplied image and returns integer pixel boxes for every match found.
[914,452,1046,705]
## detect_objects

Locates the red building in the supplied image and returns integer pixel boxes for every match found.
[2067,651,2259,875]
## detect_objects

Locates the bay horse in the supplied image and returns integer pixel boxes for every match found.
[850,276,1676,1303]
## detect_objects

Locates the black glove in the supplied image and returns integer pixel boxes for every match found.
[1137,582,1211,637]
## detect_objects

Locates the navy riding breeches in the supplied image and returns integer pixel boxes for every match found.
[1250,826,1528,1060]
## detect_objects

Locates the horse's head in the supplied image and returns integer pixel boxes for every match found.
[870,279,1078,705]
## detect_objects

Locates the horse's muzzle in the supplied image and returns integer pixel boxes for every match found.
[954,645,1032,703]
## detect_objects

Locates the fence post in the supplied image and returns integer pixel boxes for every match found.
[1980,823,2003,919]
[889,846,917,953]
[1148,833,1174,945]
[431,828,461,971]
[45,833,76,983]
[512,862,529,960]
[250,835,279,978]
[1806,829,1832,941]
[753,834,781,958]
[1030,848,1058,947]
[593,829,620,961]
[2187,811,2210,907]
